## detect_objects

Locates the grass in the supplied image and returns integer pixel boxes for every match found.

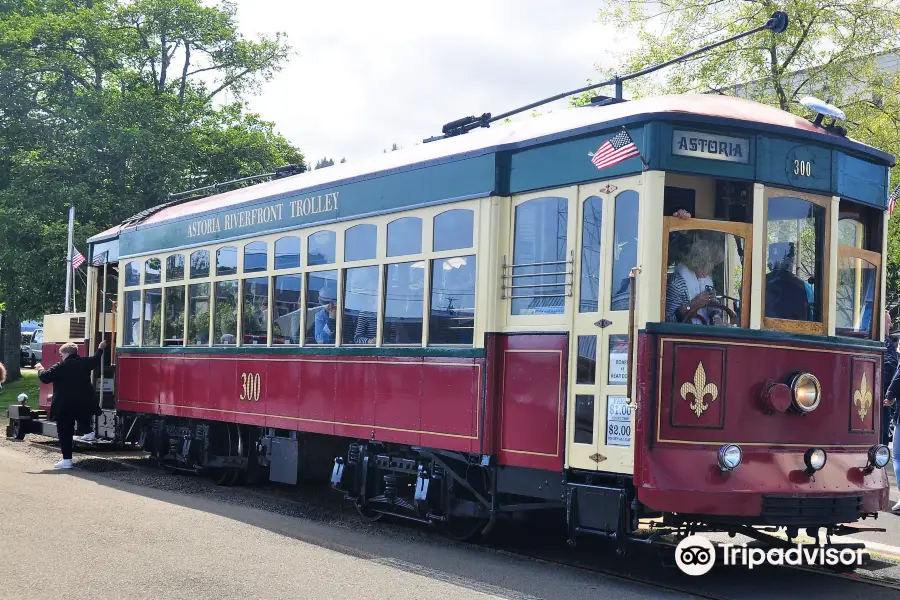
[0,369,40,414]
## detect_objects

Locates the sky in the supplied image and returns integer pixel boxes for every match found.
[233,1,617,164]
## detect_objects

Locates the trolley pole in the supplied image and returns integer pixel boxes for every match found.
[64,206,75,312]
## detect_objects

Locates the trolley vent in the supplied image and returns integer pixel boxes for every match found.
[69,317,86,339]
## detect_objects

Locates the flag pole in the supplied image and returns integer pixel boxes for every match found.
[64,206,74,313]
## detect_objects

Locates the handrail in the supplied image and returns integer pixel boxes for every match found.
[626,266,641,408]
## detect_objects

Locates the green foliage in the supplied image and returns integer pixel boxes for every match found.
[584,0,900,309]
[0,0,305,377]
[315,157,335,169]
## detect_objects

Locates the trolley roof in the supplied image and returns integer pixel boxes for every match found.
[90,94,895,258]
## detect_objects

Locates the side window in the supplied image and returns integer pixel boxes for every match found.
[345,224,377,262]
[383,261,424,344]
[274,236,301,270]
[306,270,338,345]
[123,291,141,345]
[510,196,568,316]
[216,246,238,276]
[273,274,302,344]
[242,277,269,343]
[343,266,379,344]
[308,230,336,266]
[387,217,422,257]
[190,250,210,279]
[244,241,267,273]
[433,209,474,252]
[166,255,185,282]
[142,288,162,346]
[145,258,161,285]
[764,195,825,327]
[125,262,141,287]
[579,196,602,313]
[214,280,238,344]
[836,203,881,339]
[610,190,639,311]
[164,286,185,346]
[188,283,211,345]
[430,256,476,345]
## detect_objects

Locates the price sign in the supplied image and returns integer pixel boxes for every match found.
[606,396,632,447]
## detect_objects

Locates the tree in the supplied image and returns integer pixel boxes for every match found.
[314,157,335,169]
[586,0,900,309]
[0,0,304,381]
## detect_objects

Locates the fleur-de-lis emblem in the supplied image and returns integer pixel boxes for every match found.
[854,372,872,422]
[680,362,719,418]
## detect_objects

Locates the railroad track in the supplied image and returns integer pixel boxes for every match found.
[19,438,900,599]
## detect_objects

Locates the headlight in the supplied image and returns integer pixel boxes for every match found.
[804,448,827,474]
[868,445,891,469]
[718,444,743,471]
[16,393,28,405]
[790,373,821,413]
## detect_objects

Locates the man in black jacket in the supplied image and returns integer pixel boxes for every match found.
[883,312,898,447]
[36,340,106,469]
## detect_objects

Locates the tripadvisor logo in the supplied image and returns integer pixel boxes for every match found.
[675,535,865,575]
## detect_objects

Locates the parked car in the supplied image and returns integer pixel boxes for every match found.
[19,330,38,368]
[30,328,43,363]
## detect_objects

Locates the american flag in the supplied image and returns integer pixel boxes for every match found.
[589,129,641,170]
[91,250,108,266]
[889,183,900,216]
[72,248,86,269]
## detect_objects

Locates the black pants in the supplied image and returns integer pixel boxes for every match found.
[76,416,93,435]
[57,417,75,460]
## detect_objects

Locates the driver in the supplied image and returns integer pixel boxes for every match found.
[665,238,722,324]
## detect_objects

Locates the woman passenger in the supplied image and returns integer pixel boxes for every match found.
[665,237,721,324]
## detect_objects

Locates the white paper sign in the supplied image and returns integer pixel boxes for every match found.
[608,338,629,385]
[95,378,114,393]
[606,396,632,447]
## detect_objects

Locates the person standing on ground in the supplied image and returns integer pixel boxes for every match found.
[36,340,106,469]
[883,312,898,447]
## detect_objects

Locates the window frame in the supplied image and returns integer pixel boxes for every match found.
[660,216,754,329]
[835,244,881,339]
[117,199,481,349]
[760,187,832,336]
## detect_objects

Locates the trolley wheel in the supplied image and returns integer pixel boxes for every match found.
[156,450,177,474]
[442,516,489,542]
[355,501,384,522]
[209,467,240,486]
[9,419,25,441]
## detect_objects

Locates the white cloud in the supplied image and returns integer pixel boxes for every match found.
[234,1,616,163]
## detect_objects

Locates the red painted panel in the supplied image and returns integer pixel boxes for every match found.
[494,334,568,471]
[654,337,882,446]
[333,359,373,430]
[303,360,341,435]
[115,352,484,454]
[374,357,422,444]
[140,357,162,407]
[421,357,479,439]
[265,360,301,429]
[182,356,210,415]
[205,358,236,423]
[116,356,141,403]
[669,344,725,429]
[635,330,890,519]
[158,355,183,407]
[849,357,876,434]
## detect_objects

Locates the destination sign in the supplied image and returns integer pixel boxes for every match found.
[672,130,750,164]
[186,192,340,239]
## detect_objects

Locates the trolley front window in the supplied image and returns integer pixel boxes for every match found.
[764,195,826,332]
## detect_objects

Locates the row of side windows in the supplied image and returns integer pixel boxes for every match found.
[124,210,474,286]
[121,255,476,347]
